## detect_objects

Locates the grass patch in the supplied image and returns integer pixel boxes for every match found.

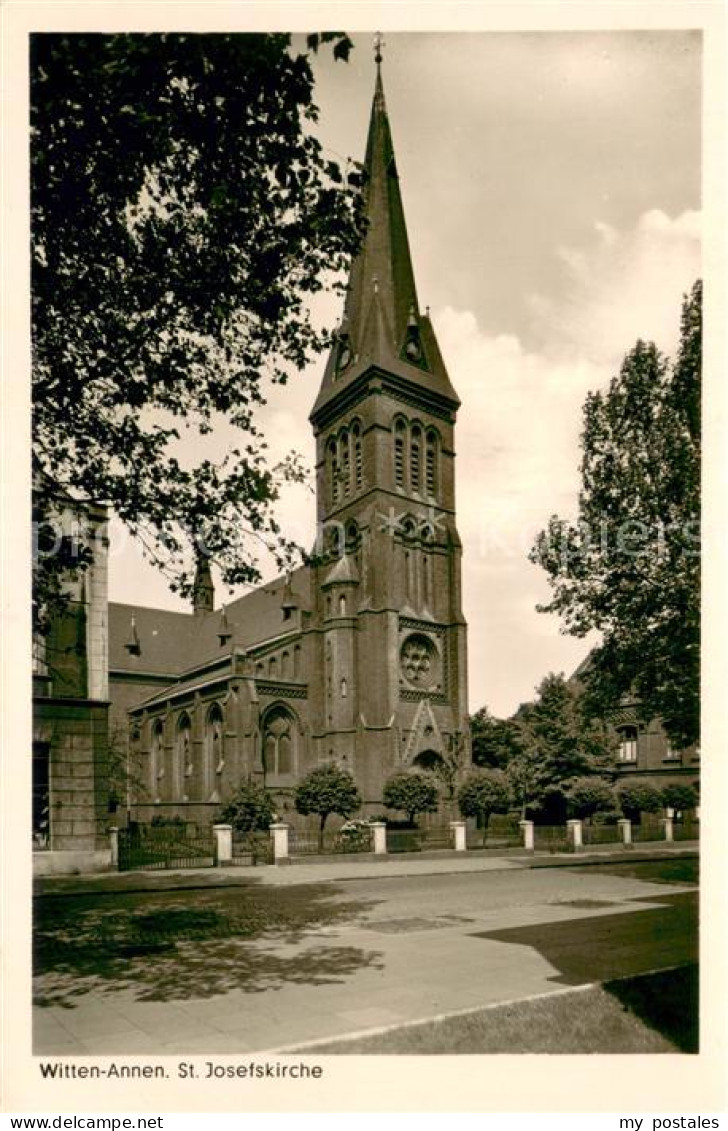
[303,964,698,1054]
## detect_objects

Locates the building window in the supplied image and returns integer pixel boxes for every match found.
[205,704,224,790]
[664,741,680,761]
[262,707,295,778]
[327,438,339,505]
[410,425,422,494]
[151,720,164,798]
[352,422,363,491]
[618,725,638,763]
[394,419,406,489]
[176,714,192,799]
[426,430,438,498]
[338,594,347,616]
[341,430,351,496]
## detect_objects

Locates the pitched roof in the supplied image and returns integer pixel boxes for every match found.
[310,63,459,423]
[109,566,312,677]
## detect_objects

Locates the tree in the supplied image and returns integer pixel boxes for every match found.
[469,708,522,769]
[516,673,616,811]
[566,776,617,820]
[32,32,365,632]
[218,780,276,835]
[457,769,511,845]
[530,283,701,748]
[382,772,440,826]
[616,781,663,820]
[294,764,361,849]
[661,783,698,812]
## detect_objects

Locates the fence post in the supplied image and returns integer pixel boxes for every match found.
[109,826,119,867]
[213,823,233,867]
[617,818,632,848]
[519,819,534,852]
[663,815,674,843]
[567,819,583,852]
[270,822,290,864]
[450,820,467,852]
[371,821,387,856]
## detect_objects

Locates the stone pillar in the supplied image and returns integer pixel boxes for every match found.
[450,820,467,853]
[371,821,387,856]
[109,826,119,867]
[213,823,233,867]
[663,816,674,843]
[567,819,583,851]
[270,822,290,864]
[617,818,632,848]
[519,819,534,851]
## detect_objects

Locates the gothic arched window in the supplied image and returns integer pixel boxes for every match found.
[281,650,290,678]
[341,429,351,496]
[352,421,363,491]
[176,714,192,800]
[151,720,164,799]
[410,424,422,494]
[262,707,296,778]
[205,704,224,792]
[426,429,439,498]
[394,418,406,489]
[327,437,339,505]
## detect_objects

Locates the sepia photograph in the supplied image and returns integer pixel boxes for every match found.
[3,2,724,1116]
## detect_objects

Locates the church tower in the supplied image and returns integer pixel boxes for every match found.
[309,53,470,803]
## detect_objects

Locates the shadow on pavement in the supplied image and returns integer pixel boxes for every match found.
[34,882,383,1008]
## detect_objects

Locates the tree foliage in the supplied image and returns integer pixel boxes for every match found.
[616,781,663,818]
[382,772,439,826]
[530,282,701,747]
[516,673,616,806]
[457,769,511,843]
[469,708,522,769]
[566,776,616,819]
[32,32,364,630]
[661,783,698,812]
[294,763,362,846]
[218,780,276,834]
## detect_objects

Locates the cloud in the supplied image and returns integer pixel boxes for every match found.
[529,208,701,365]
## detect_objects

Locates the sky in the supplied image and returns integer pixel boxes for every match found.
[107,30,702,718]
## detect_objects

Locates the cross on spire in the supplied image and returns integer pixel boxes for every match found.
[374,32,385,65]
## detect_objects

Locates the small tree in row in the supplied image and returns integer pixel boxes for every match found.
[457,769,511,846]
[382,772,439,826]
[219,780,277,836]
[294,763,362,850]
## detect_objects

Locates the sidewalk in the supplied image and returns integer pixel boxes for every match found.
[34,840,698,897]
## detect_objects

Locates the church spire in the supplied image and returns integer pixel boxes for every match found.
[311,49,459,422]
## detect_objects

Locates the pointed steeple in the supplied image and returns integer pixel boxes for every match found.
[192,551,214,615]
[311,55,459,422]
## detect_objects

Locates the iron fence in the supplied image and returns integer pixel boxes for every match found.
[582,822,621,846]
[231,832,273,865]
[466,818,522,850]
[533,825,572,853]
[288,824,373,857]
[673,818,699,842]
[118,824,215,871]
[631,815,665,844]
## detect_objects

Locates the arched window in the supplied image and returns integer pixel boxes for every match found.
[338,594,347,616]
[255,661,264,677]
[269,655,277,678]
[341,429,351,496]
[327,437,339,505]
[262,707,295,778]
[281,650,290,679]
[410,424,422,494]
[426,430,438,498]
[176,714,192,800]
[340,678,348,698]
[293,643,301,677]
[394,418,406,489]
[151,720,164,799]
[205,704,224,794]
[352,421,363,491]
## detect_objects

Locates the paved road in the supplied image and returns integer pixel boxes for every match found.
[34,860,697,1055]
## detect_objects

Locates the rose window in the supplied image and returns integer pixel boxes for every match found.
[400,634,437,686]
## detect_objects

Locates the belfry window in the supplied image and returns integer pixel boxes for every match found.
[394,419,406,489]
[352,422,363,491]
[342,431,351,496]
[426,430,438,498]
[327,438,339,506]
[410,425,422,494]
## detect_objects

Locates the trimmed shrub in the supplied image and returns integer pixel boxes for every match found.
[567,777,617,819]
[294,764,362,849]
[457,769,511,845]
[218,781,276,835]
[661,783,698,812]
[616,781,663,819]
[383,772,439,826]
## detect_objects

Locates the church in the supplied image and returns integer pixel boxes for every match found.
[108,60,471,828]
